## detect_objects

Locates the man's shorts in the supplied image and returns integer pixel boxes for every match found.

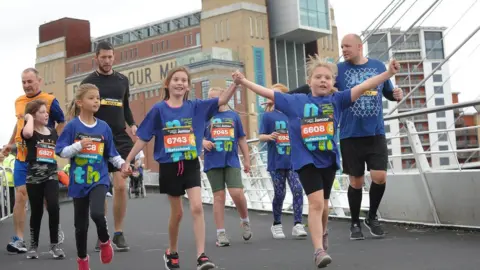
[108,130,133,173]
[340,135,388,177]
[13,159,28,187]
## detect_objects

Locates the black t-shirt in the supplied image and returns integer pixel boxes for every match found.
[21,127,58,184]
[81,71,135,134]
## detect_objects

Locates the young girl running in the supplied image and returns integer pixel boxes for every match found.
[259,83,307,240]
[21,99,65,260]
[55,83,128,270]
[202,87,252,247]
[233,56,399,268]
[125,66,238,270]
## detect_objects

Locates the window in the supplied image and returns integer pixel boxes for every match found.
[255,18,258,37]
[258,19,263,39]
[435,98,444,106]
[236,89,241,104]
[440,157,450,166]
[438,133,448,141]
[225,80,235,108]
[201,80,210,99]
[388,149,392,156]
[437,121,446,130]
[367,34,389,62]
[299,0,329,29]
[432,62,442,71]
[424,32,444,59]
[382,100,389,109]
[151,43,155,53]
[436,111,446,117]
[188,84,196,100]
[439,145,448,151]
[385,125,391,133]
[189,34,193,45]
[195,33,201,45]
[433,74,442,82]
[226,19,230,40]
[434,86,443,94]
[215,23,219,42]
[220,21,224,40]
[184,35,188,45]
[249,17,253,37]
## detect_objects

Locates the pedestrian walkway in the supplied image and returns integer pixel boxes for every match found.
[1,194,479,270]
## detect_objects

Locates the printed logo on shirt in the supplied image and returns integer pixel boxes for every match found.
[100,98,123,107]
[344,68,382,118]
[36,142,56,164]
[74,133,105,161]
[302,103,335,151]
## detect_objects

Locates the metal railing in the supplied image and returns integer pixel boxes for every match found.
[0,167,13,221]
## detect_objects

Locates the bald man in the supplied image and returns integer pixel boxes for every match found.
[290,34,403,240]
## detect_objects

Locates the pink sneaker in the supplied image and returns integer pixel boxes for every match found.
[99,240,114,264]
[77,256,90,270]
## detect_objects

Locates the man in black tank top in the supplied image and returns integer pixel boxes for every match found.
[81,41,135,252]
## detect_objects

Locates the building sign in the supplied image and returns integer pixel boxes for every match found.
[67,58,177,100]
[253,47,267,128]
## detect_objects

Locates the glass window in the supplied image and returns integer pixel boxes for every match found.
[438,133,448,141]
[433,74,442,82]
[440,157,450,165]
[439,145,448,151]
[435,98,444,106]
[189,84,196,100]
[201,80,210,99]
[436,111,446,117]
[437,121,446,130]
[184,35,188,45]
[196,33,201,45]
[295,43,306,85]
[388,149,392,156]
[424,32,444,60]
[276,40,288,86]
[432,62,442,71]
[434,86,443,94]
[367,34,389,62]
[286,41,296,88]
[225,80,235,108]
[385,125,391,133]
[382,100,389,109]
[299,0,329,29]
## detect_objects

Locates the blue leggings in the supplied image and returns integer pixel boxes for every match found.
[269,170,304,224]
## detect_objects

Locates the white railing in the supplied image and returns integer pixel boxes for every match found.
[0,167,14,222]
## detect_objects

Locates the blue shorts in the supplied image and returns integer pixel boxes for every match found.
[13,159,28,187]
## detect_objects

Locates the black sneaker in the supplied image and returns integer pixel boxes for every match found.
[350,222,365,240]
[113,232,130,251]
[364,215,385,237]
[197,253,215,270]
[163,249,180,269]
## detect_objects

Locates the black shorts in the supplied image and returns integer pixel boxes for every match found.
[108,130,133,173]
[340,135,388,177]
[159,159,201,197]
[296,164,337,198]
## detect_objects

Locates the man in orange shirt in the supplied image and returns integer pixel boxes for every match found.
[2,68,66,253]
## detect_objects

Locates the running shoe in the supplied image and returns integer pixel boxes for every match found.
[197,253,215,270]
[241,221,252,241]
[350,222,365,240]
[271,224,285,239]
[7,236,27,253]
[364,215,385,237]
[314,248,332,268]
[26,247,38,259]
[50,243,66,259]
[163,249,180,269]
[216,231,230,247]
[113,232,130,251]
[99,240,114,264]
[292,223,308,238]
[77,256,90,270]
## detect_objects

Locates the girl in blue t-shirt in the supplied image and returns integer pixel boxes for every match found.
[233,56,399,268]
[202,87,252,247]
[55,83,128,270]
[259,83,307,240]
[124,66,238,270]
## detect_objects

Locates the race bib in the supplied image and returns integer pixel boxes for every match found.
[100,98,122,107]
[74,134,105,161]
[36,142,56,164]
[275,129,290,147]
[163,126,196,153]
[211,122,234,141]
[301,115,334,144]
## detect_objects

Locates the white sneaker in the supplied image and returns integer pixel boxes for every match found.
[106,192,113,197]
[271,224,285,239]
[292,224,308,238]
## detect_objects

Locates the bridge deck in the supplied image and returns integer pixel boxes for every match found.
[1,194,479,270]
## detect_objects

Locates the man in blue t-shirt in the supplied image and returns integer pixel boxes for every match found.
[289,34,403,240]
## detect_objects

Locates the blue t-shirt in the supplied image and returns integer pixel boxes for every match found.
[336,59,394,139]
[274,91,352,171]
[48,98,66,128]
[55,117,120,198]
[136,98,219,163]
[203,110,246,172]
[259,110,292,172]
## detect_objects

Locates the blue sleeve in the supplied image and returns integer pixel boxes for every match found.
[136,105,161,142]
[235,113,246,138]
[104,125,120,159]
[382,79,396,101]
[333,90,354,111]
[55,121,73,155]
[259,113,270,135]
[50,99,65,123]
[194,98,219,120]
[274,92,298,117]
[204,124,210,140]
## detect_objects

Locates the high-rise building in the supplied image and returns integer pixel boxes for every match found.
[363,27,456,172]
[452,91,480,164]
[34,0,338,172]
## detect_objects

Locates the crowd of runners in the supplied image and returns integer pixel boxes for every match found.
[1,33,403,269]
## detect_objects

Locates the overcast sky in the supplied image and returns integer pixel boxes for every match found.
[0,0,479,143]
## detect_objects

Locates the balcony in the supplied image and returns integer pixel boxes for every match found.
[392,42,421,51]
[456,152,480,159]
[397,79,424,86]
[412,115,428,121]
[398,67,424,73]
[456,129,478,137]
[399,103,425,110]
